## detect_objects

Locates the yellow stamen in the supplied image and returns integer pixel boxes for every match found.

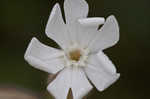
[69,49,81,61]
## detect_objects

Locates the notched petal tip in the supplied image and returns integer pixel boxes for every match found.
[64,0,89,23]
[88,15,120,52]
[45,2,69,49]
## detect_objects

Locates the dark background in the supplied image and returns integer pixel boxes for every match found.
[0,0,149,99]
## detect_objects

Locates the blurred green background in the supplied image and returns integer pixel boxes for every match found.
[0,0,149,99]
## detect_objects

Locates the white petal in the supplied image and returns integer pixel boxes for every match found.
[65,17,105,48]
[71,67,93,99]
[64,0,89,24]
[24,37,64,74]
[66,17,105,48]
[88,15,120,52]
[75,17,105,47]
[78,17,105,28]
[47,68,71,99]
[84,53,120,91]
[97,51,117,73]
[45,3,70,49]
[47,67,93,99]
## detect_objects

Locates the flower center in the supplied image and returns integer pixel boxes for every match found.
[63,43,90,67]
[69,49,81,61]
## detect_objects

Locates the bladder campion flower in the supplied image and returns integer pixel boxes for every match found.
[24,0,120,99]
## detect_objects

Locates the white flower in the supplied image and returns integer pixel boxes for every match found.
[24,0,120,99]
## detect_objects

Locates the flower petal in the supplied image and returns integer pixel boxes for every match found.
[47,67,93,99]
[97,51,117,73]
[24,37,64,74]
[78,17,105,28]
[47,68,71,99]
[45,3,70,49]
[84,52,120,91]
[65,17,105,48]
[75,17,105,47]
[88,15,120,52]
[71,67,93,99]
[64,0,89,24]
